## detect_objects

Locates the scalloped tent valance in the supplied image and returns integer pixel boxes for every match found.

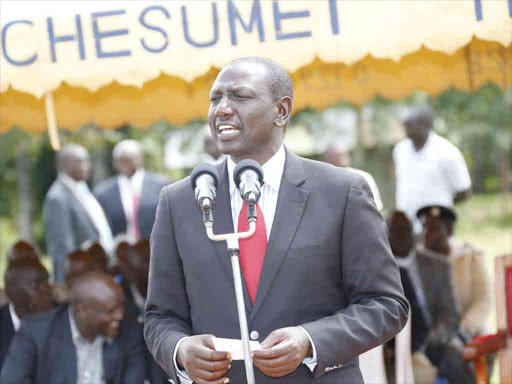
[1,0,511,140]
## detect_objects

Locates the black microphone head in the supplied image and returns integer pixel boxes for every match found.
[190,163,219,190]
[233,159,264,189]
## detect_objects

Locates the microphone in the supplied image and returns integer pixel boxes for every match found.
[191,163,219,214]
[233,159,264,208]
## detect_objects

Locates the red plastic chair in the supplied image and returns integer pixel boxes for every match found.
[464,254,512,384]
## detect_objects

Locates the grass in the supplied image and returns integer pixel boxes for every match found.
[0,193,510,381]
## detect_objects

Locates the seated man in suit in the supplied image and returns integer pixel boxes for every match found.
[417,205,492,338]
[94,140,170,240]
[117,239,150,318]
[117,239,169,384]
[0,271,147,384]
[44,144,114,282]
[417,206,475,384]
[0,258,54,370]
[6,240,41,262]
[145,57,408,384]
[388,209,476,383]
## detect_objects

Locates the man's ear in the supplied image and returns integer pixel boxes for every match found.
[275,96,292,128]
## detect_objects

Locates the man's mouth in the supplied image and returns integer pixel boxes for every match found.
[217,124,241,136]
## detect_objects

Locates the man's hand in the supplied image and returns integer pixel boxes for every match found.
[252,327,312,378]
[177,335,232,384]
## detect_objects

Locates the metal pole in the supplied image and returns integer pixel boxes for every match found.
[230,249,256,384]
[205,222,257,384]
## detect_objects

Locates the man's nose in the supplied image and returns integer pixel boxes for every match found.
[215,95,233,117]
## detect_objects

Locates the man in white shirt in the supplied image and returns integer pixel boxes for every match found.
[0,258,53,370]
[94,140,170,240]
[44,144,114,283]
[145,57,408,384]
[393,106,471,232]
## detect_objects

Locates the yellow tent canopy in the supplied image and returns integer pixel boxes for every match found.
[1,0,511,140]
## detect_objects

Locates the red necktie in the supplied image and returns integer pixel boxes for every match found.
[237,201,267,304]
[133,194,141,240]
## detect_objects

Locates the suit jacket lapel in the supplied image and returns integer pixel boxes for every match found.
[59,180,98,235]
[48,306,77,384]
[250,149,309,321]
[0,306,15,364]
[103,337,120,383]
[212,161,253,313]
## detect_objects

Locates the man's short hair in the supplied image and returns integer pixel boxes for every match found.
[57,143,86,171]
[404,105,434,129]
[112,140,142,163]
[7,240,40,262]
[228,57,293,101]
[4,259,47,294]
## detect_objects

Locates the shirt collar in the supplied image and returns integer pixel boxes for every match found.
[227,145,286,197]
[59,173,81,189]
[409,131,436,152]
[68,306,110,345]
[118,168,144,184]
[9,303,21,332]
[58,173,91,196]
[129,283,146,311]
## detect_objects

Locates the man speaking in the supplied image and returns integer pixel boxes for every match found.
[144,57,408,384]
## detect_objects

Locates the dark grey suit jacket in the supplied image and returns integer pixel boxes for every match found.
[0,304,146,384]
[44,178,100,282]
[94,172,170,240]
[145,149,408,383]
[0,304,15,372]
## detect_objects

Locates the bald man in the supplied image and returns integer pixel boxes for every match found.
[44,144,114,282]
[0,271,147,384]
[145,57,407,384]
[0,259,54,370]
[94,140,170,240]
[393,105,471,232]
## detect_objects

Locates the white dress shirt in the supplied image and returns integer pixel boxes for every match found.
[69,307,106,384]
[393,131,471,232]
[174,146,318,383]
[59,173,115,256]
[117,169,145,239]
[9,303,21,332]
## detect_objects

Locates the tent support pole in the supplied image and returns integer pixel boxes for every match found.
[44,92,60,151]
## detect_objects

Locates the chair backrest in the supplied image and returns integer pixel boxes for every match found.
[506,265,512,335]
[496,254,512,383]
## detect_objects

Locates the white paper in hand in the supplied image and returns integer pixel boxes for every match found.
[212,337,262,360]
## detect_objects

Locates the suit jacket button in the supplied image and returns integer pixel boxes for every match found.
[250,331,259,340]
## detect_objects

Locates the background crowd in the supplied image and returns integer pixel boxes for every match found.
[0,97,509,384]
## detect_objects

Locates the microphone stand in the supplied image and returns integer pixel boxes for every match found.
[202,203,257,384]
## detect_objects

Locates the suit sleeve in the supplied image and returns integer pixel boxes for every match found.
[302,175,409,378]
[44,195,77,282]
[144,187,192,384]
[0,321,37,383]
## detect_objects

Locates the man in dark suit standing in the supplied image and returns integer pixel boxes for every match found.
[144,57,408,384]
[0,271,147,384]
[0,258,54,370]
[94,139,170,240]
[44,144,114,282]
